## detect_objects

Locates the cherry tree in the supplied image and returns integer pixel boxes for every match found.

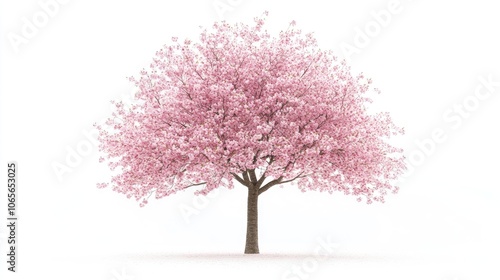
[96,12,406,254]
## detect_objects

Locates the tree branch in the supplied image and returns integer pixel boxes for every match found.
[258,172,309,195]
[242,171,250,184]
[154,96,161,106]
[258,176,283,195]
[279,172,308,185]
[231,172,247,187]
[183,182,207,189]
[256,174,266,187]
[248,169,258,184]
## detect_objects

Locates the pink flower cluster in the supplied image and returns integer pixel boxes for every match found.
[96,13,406,206]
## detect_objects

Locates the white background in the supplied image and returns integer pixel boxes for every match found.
[1,0,499,279]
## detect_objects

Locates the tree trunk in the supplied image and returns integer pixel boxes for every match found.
[244,184,259,254]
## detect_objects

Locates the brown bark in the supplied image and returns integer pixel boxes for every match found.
[244,183,259,254]
[240,169,305,253]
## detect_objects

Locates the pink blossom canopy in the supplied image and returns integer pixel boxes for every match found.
[96,13,406,206]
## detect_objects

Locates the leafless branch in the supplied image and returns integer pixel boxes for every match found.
[183,182,207,189]
[231,172,247,187]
